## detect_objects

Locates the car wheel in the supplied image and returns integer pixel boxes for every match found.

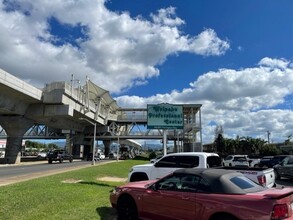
[117,195,138,220]
[212,214,238,220]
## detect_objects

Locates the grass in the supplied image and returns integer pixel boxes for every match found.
[0,159,147,220]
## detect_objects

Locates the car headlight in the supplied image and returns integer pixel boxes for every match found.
[110,187,122,194]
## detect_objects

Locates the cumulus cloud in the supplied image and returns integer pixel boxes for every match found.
[116,58,293,143]
[0,0,229,91]
[151,7,185,27]
[2,1,292,144]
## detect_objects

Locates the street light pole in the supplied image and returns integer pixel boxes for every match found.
[79,118,96,165]
[93,121,96,165]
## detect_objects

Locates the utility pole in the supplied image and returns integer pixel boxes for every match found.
[267,130,271,144]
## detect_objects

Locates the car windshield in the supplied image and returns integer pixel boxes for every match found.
[234,157,247,161]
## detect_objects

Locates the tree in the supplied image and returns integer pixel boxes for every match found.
[214,125,225,154]
[47,143,59,151]
[225,138,236,155]
[215,133,225,155]
[259,144,281,156]
[212,135,267,156]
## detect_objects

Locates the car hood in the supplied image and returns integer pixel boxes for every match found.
[121,179,156,189]
[133,163,154,168]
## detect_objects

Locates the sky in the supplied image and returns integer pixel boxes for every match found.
[1,0,293,145]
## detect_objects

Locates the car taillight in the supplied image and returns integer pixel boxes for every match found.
[271,204,289,219]
[257,175,266,186]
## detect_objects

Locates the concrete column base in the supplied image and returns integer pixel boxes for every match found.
[103,140,111,157]
[4,136,22,164]
[0,116,34,164]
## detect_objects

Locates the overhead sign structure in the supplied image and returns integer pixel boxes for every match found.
[147,103,183,129]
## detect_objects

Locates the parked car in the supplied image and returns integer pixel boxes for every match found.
[97,152,105,160]
[222,155,249,167]
[128,152,275,188]
[247,156,261,167]
[110,168,293,220]
[129,152,221,182]
[274,155,293,180]
[259,155,288,168]
[258,156,274,167]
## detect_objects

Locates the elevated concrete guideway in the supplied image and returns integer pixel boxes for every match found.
[0,68,202,164]
[0,68,121,163]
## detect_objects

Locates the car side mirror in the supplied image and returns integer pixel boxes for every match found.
[149,183,158,191]
[154,162,159,167]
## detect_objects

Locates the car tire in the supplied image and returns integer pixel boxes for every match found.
[212,214,238,220]
[117,195,138,220]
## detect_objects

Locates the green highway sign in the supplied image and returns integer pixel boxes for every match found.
[147,103,183,129]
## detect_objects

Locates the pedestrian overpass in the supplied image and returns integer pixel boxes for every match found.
[0,68,202,164]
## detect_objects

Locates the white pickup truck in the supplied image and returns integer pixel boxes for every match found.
[128,152,275,188]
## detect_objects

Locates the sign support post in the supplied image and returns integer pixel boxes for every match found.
[163,130,167,155]
[147,103,183,155]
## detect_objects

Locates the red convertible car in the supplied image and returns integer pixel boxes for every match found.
[110,168,293,220]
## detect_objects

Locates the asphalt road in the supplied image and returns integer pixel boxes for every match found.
[0,159,113,186]
[0,160,292,187]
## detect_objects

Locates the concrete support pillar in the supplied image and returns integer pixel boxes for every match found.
[65,133,72,154]
[72,144,81,159]
[83,144,91,159]
[72,133,92,159]
[103,140,111,157]
[0,116,34,164]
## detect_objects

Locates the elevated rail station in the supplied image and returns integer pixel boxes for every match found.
[0,68,202,164]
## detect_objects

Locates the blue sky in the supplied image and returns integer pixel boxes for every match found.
[1,0,293,144]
